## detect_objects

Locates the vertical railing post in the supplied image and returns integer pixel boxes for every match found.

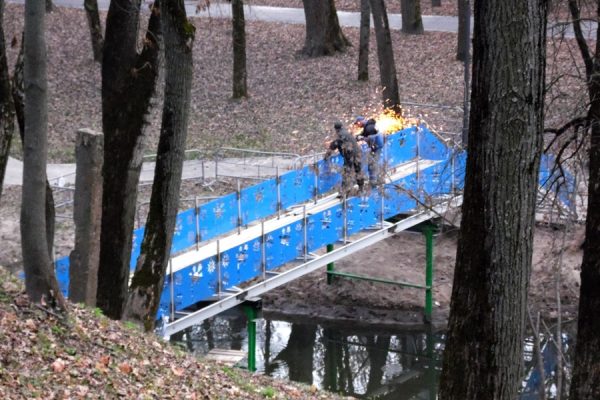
[244,305,257,372]
[380,184,385,228]
[261,221,266,280]
[216,240,222,296]
[343,197,348,244]
[276,167,281,219]
[424,225,434,323]
[169,258,175,321]
[416,126,421,209]
[237,179,242,233]
[195,196,201,251]
[326,244,334,285]
[303,205,308,262]
[313,157,319,204]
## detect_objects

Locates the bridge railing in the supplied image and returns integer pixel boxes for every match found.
[53,125,464,304]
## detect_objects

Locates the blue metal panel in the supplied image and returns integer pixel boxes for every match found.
[307,204,344,251]
[452,151,467,191]
[539,154,575,210]
[385,127,418,167]
[171,208,197,255]
[265,220,305,269]
[236,237,264,282]
[344,197,363,236]
[198,193,238,241]
[417,125,450,160]
[280,167,316,209]
[218,246,238,290]
[130,226,145,269]
[383,174,419,218]
[156,258,219,319]
[317,157,342,195]
[55,257,69,297]
[240,179,278,225]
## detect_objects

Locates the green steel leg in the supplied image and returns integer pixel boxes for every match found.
[243,305,257,372]
[424,226,434,323]
[326,244,334,285]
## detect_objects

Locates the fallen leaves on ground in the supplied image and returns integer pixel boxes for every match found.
[0,268,352,399]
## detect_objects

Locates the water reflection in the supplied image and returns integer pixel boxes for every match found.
[174,309,442,399]
[172,309,573,399]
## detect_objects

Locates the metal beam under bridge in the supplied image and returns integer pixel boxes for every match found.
[160,196,462,338]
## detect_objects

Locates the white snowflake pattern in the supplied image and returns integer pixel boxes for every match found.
[207,258,216,274]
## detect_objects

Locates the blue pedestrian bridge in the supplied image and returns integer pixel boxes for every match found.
[52,124,572,336]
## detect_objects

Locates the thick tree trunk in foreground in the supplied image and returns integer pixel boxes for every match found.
[438,1,547,399]
[0,0,15,199]
[96,0,161,320]
[370,0,401,114]
[357,0,370,81]
[21,0,65,308]
[232,0,247,98]
[401,0,424,35]
[124,0,194,330]
[84,0,104,62]
[301,0,350,57]
[568,1,600,398]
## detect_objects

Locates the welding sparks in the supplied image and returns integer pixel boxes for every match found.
[373,108,407,134]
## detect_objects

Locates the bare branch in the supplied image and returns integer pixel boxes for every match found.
[568,0,594,78]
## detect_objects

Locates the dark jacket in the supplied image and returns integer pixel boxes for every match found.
[329,127,361,166]
[360,119,378,138]
[359,119,383,152]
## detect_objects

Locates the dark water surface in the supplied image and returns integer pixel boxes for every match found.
[174,308,443,399]
[172,308,573,399]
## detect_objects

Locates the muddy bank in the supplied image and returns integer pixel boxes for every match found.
[261,224,583,329]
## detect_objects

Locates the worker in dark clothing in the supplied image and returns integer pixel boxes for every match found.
[354,116,384,186]
[325,121,364,197]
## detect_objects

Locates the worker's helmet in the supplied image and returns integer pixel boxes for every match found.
[354,116,366,126]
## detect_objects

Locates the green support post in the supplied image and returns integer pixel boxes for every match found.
[326,244,334,284]
[424,225,434,323]
[243,305,257,372]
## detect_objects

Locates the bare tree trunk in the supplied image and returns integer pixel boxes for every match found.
[21,0,66,309]
[568,1,600,398]
[401,0,424,35]
[0,0,15,199]
[232,0,247,98]
[457,0,470,61]
[301,0,351,57]
[84,0,104,63]
[12,32,55,259]
[369,0,402,115]
[123,0,194,330]
[357,0,370,81]
[96,0,162,320]
[438,0,548,398]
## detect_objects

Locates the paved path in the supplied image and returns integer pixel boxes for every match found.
[3,155,300,187]
[8,0,593,37]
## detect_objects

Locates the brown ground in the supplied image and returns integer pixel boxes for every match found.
[0,4,588,328]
